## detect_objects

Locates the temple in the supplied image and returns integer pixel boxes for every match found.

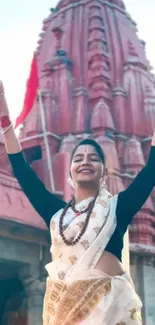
[0,0,155,324]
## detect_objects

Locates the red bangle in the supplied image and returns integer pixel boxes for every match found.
[0,116,11,128]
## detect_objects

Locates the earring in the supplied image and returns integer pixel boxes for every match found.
[99,178,106,192]
[68,177,75,189]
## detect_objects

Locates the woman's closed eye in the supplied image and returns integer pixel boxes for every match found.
[73,159,83,162]
[73,158,100,163]
[90,158,100,162]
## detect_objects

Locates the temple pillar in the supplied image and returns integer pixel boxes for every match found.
[19,264,46,325]
[112,82,127,134]
[130,253,155,325]
[142,256,155,325]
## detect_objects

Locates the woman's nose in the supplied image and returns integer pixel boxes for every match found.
[82,156,89,165]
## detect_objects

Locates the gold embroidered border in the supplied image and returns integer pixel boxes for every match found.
[44,277,111,325]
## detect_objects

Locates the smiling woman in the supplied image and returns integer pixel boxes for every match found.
[1,81,155,324]
[70,139,106,195]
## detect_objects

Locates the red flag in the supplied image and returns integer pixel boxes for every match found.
[15,54,39,128]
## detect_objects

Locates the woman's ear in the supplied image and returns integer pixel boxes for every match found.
[102,167,108,186]
[68,176,75,189]
[104,167,108,178]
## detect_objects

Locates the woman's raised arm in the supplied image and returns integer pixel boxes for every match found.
[117,136,155,229]
[0,81,66,227]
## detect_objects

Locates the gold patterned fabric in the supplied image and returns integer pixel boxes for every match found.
[43,188,142,324]
[43,276,111,325]
[43,271,142,325]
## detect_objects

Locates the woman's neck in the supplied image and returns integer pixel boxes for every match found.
[74,185,98,203]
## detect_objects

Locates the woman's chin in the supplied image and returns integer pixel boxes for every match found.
[77,178,97,186]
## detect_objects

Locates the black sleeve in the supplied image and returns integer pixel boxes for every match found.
[8,151,66,227]
[116,146,155,229]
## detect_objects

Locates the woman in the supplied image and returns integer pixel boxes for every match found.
[0,81,155,325]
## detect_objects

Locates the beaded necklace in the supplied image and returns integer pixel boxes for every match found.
[59,196,96,246]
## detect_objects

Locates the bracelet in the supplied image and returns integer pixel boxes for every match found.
[1,123,13,135]
[0,115,11,128]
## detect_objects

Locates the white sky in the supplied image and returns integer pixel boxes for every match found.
[0,0,154,122]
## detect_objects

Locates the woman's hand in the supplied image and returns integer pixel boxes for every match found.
[0,81,21,153]
[0,81,10,117]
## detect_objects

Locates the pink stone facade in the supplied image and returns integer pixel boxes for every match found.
[1,0,155,252]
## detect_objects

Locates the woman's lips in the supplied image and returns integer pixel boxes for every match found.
[78,168,94,173]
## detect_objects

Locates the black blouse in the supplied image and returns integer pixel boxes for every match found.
[8,146,155,261]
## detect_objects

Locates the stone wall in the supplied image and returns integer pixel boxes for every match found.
[130,253,155,325]
[0,219,50,325]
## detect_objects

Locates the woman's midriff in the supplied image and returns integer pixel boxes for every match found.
[95,250,124,277]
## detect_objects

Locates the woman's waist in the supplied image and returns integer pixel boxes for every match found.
[45,267,141,305]
[95,250,125,277]
[45,258,126,284]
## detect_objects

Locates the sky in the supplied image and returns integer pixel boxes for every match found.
[0,0,155,123]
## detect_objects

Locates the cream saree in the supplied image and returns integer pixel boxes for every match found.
[43,188,142,325]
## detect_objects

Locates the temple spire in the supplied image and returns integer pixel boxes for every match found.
[18,0,155,264]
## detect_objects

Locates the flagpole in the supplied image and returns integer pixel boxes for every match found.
[38,89,56,193]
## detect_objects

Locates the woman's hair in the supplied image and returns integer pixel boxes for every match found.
[70,138,106,165]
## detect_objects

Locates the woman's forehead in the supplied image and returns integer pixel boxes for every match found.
[74,145,97,155]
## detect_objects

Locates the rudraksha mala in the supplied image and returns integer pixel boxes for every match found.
[59,196,96,246]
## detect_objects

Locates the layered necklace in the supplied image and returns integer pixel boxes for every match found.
[59,196,97,246]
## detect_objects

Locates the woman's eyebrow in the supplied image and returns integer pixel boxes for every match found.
[73,153,99,158]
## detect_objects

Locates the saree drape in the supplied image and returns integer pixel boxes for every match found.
[43,270,142,325]
[43,189,142,325]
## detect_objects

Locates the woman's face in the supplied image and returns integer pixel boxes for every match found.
[70,145,104,187]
